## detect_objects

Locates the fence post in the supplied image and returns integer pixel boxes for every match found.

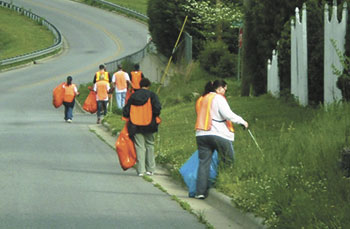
[324,1,347,104]
[267,50,279,97]
[291,4,308,106]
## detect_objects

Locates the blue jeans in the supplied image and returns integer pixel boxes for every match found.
[63,101,75,120]
[115,91,126,109]
[196,135,234,197]
[97,100,108,118]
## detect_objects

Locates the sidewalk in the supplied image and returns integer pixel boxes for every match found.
[89,123,266,229]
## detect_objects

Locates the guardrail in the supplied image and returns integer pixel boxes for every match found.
[92,0,148,21]
[0,1,63,66]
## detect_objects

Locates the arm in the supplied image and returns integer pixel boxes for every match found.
[217,95,248,128]
[93,74,97,84]
[151,92,162,117]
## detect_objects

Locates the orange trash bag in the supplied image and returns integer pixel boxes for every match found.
[83,90,97,114]
[115,123,137,171]
[53,82,65,108]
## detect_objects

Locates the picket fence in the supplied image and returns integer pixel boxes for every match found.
[267,1,347,105]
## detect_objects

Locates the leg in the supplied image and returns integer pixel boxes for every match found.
[121,92,126,108]
[102,101,108,116]
[67,101,75,120]
[214,136,234,165]
[134,133,146,175]
[97,101,102,123]
[63,103,68,121]
[116,92,122,109]
[196,135,215,197]
[144,133,155,173]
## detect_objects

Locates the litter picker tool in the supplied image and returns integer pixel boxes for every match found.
[247,129,263,153]
[156,16,188,94]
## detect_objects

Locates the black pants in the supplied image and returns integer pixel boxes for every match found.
[196,135,234,196]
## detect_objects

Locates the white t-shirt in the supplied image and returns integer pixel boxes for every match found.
[196,93,246,141]
[112,71,130,93]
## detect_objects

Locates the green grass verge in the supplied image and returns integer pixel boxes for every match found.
[105,0,148,15]
[0,7,55,60]
[78,61,350,228]
[77,0,148,22]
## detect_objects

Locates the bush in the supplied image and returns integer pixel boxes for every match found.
[199,40,236,78]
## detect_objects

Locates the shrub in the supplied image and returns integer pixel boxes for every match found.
[199,40,236,78]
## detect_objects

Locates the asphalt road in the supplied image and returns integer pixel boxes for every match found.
[0,0,204,228]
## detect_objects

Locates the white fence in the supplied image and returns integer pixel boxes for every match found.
[266,1,348,106]
[267,49,279,97]
[324,2,348,104]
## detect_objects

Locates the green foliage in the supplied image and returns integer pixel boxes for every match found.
[198,40,236,78]
[147,0,242,59]
[147,0,187,57]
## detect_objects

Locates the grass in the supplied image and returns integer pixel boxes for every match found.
[78,61,350,228]
[78,0,148,21]
[105,0,148,15]
[0,7,55,60]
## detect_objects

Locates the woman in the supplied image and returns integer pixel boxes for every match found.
[62,76,79,123]
[195,80,248,199]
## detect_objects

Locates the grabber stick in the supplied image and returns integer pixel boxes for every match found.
[247,129,263,153]
[156,15,188,94]
[109,93,113,113]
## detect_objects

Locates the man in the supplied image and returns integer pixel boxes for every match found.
[130,63,144,91]
[123,78,161,177]
[94,75,110,124]
[93,64,112,84]
[112,64,130,109]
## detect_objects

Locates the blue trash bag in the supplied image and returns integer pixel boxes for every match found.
[179,150,219,197]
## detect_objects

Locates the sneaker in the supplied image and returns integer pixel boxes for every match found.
[138,173,144,177]
[145,171,154,176]
[67,119,72,123]
[97,118,101,124]
[195,194,206,200]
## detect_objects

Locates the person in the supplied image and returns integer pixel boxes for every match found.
[112,64,131,109]
[62,76,79,123]
[194,80,248,199]
[93,64,112,84]
[94,74,110,124]
[130,63,144,91]
[123,78,161,177]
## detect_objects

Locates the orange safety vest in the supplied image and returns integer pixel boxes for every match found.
[130,98,152,126]
[195,93,234,132]
[114,71,127,90]
[96,81,109,101]
[96,71,109,82]
[63,84,76,103]
[131,71,142,89]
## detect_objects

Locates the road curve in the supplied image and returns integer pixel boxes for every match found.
[0,0,204,228]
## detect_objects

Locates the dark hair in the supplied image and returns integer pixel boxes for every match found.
[99,64,105,70]
[202,81,214,96]
[117,64,122,70]
[212,79,227,90]
[134,63,140,70]
[67,76,73,86]
[140,78,151,88]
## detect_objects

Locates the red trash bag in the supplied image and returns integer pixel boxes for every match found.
[83,90,97,114]
[52,82,65,108]
[115,123,137,171]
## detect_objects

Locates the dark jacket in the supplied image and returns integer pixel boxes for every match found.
[123,89,161,136]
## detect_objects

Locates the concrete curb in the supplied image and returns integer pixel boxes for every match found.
[87,118,266,229]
